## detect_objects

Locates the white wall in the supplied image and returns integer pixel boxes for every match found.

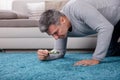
[0,0,14,10]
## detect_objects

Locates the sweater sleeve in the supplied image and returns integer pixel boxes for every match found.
[78,2,114,60]
[46,37,68,60]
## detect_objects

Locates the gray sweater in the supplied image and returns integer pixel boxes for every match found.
[47,0,120,60]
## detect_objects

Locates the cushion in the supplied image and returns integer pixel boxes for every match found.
[0,10,17,19]
[27,2,45,19]
[14,11,29,19]
[45,0,69,10]
[0,19,39,27]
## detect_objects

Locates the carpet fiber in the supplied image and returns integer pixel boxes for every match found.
[0,52,120,80]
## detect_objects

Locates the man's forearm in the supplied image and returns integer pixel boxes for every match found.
[92,25,114,60]
[46,37,67,60]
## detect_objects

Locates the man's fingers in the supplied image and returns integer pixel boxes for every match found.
[38,55,47,60]
[74,62,90,66]
[74,61,83,66]
[37,50,49,56]
[38,55,44,59]
[39,53,48,57]
[37,49,49,60]
[74,59,99,66]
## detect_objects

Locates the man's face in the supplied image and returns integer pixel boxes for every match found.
[47,24,68,40]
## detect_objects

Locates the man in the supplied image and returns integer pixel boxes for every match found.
[37,0,120,66]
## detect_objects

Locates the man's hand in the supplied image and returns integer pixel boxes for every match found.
[74,59,100,66]
[37,49,49,61]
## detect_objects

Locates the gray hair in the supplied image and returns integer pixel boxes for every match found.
[39,9,65,33]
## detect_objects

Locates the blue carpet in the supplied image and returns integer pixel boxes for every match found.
[0,52,120,80]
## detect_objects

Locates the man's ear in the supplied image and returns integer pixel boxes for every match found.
[60,16,66,24]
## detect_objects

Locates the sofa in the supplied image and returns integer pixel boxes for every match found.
[0,0,97,49]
